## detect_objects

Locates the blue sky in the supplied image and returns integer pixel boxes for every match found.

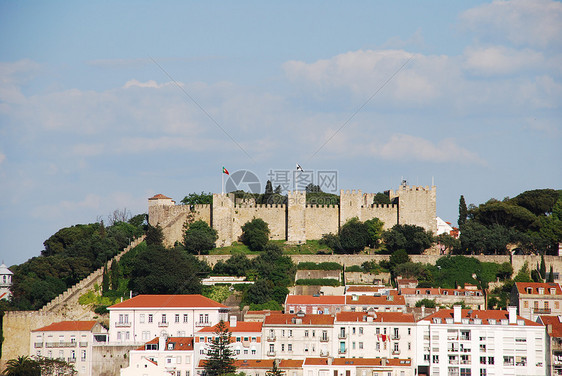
[1,0,561,266]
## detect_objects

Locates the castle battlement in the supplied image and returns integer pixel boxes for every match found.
[149,184,436,247]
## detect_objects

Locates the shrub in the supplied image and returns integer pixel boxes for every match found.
[295,279,339,286]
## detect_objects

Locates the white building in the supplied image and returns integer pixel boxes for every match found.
[195,316,263,360]
[121,336,194,376]
[30,321,108,376]
[0,262,13,301]
[262,312,335,359]
[108,294,229,344]
[334,311,416,360]
[416,306,548,376]
[511,282,562,321]
[302,357,414,376]
[345,295,406,312]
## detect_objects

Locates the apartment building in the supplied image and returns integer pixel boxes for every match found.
[302,357,414,376]
[195,316,263,360]
[416,306,548,376]
[511,282,562,320]
[538,315,561,376]
[285,295,346,315]
[345,286,397,296]
[30,321,108,376]
[196,359,304,376]
[334,312,416,360]
[262,312,335,359]
[121,336,194,376]
[399,288,485,309]
[345,295,406,312]
[108,294,229,344]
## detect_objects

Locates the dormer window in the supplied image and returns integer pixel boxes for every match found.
[538,288,545,295]
[167,343,174,350]
[550,288,556,295]
[526,287,532,294]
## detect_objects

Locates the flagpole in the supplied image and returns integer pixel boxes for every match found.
[222,170,224,194]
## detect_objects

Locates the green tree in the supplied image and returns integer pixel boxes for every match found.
[364,218,384,248]
[458,195,468,226]
[2,355,41,376]
[389,249,411,270]
[184,220,218,255]
[213,254,253,277]
[548,265,555,283]
[129,245,203,294]
[496,262,513,280]
[110,260,119,291]
[319,233,342,254]
[266,360,284,376]
[415,299,436,308]
[339,218,369,254]
[436,233,460,254]
[181,192,213,205]
[383,224,434,254]
[145,223,164,247]
[373,192,391,205]
[511,189,560,216]
[240,219,270,252]
[513,261,533,283]
[203,320,237,376]
[101,263,109,293]
[540,254,546,279]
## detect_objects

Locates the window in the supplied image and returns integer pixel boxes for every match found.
[408,328,411,335]
[289,330,293,337]
[433,355,439,364]
[460,369,471,376]
[393,343,399,352]
[161,314,167,324]
[352,327,356,334]
[376,328,380,334]
[479,370,486,376]
[204,314,209,323]
[376,343,380,351]
[81,350,86,361]
[117,332,121,340]
[281,344,285,352]
[243,349,248,355]
[312,330,315,337]
[408,342,411,350]
[236,349,240,355]
[488,357,494,365]
[199,314,204,323]
[305,330,309,337]
[534,301,539,309]
[556,301,560,309]
[516,356,527,366]
[545,301,550,309]
[394,328,399,338]
[480,344,486,351]
[288,344,292,352]
[251,349,256,355]
[140,314,145,323]
[480,357,486,364]
[424,354,430,362]
[524,301,528,308]
[175,314,180,323]
[359,342,363,349]
[184,314,188,323]
[503,356,514,366]
[148,314,153,323]
[359,327,363,335]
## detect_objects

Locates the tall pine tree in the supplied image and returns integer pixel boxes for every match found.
[203,320,236,376]
[540,254,546,280]
[101,263,109,293]
[458,195,468,226]
[110,260,120,291]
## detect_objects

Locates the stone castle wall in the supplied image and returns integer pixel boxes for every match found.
[150,185,437,247]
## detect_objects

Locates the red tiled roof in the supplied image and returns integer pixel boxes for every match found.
[149,194,172,200]
[246,310,282,315]
[336,311,415,323]
[515,282,562,295]
[346,286,385,292]
[332,358,412,367]
[199,359,303,369]
[539,316,562,337]
[197,321,262,333]
[285,295,345,305]
[32,321,98,332]
[400,288,483,296]
[303,358,329,366]
[109,294,227,309]
[346,295,405,305]
[264,313,335,326]
[423,309,542,326]
[136,336,194,351]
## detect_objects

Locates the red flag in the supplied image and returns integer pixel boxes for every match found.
[222,167,229,175]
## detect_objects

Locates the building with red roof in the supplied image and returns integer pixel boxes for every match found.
[108,294,229,344]
[399,287,485,309]
[285,295,346,315]
[345,294,406,312]
[30,321,107,376]
[302,357,414,376]
[538,315,562,375]
[416,306,547,376]
[511,282,562,320]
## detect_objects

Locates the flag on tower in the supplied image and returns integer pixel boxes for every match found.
[222,167,229,175]
[296,163,304,172]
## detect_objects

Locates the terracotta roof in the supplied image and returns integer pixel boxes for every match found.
[149,194,172,200]
[515,282,562,295]
[197,321,262,333]
[32,321,98,332]
[147,358,158,366]
[199,359,303,369]
[109,294,227,309]
[336,311,415,323]
[539,316,562,337]
[285,295,345,305]
[346,286,384,292]
[136,336,194,351]
[423,309,542,326]
[303,358,329,366]
[332,358,412,367]
[264,313,335,326]
[246,310,282,315]
[346,295,405,305]
[400,288,483,296]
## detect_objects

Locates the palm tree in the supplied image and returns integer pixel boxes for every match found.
[2,355,40,376]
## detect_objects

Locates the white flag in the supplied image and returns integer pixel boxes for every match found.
[296,163,304,172]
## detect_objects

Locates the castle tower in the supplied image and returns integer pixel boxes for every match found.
[148,194,175,226]
[395,185,437,232]
[0,262,13,301]
[212,193,235,247]
[287,191,306,244]
[339,189,363,227]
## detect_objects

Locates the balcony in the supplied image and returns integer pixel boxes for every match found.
[338,333,347,339]
[34,342,43,348]
[534,308,551,314]
[391,335,400,340]
[79,342,88,348]
[267,351,276,356]
[320,337,329,342]
[338,348,347,354]
[392,350,401,355]
[266,335,276,342]
[67,357,76,363]
[447,347,459,353]
[158,322,169,327]
[45,342,77,348]
[196,321,211,327]
[115,322,131,328]
[320,350,330,357]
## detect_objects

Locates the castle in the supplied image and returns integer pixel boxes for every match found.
[148,184,437,247]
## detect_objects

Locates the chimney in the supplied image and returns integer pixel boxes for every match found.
[158,334,167,351]
[548,324,553,334]
[230,315,237,328]
[508,306,517,324]
[381,357,388,366]
[453,305,462,323]
[421,306,426,318]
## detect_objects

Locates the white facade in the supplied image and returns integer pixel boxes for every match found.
[30,321,108,376]
[108,295,228,344]
[416,306,548,376]
[0,262,13,301]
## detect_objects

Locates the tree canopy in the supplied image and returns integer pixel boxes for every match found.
[382,224,434,254]
[184,220,218,255]
[181,192,213,205]
[203,320,237,376]
[240,218,270,252]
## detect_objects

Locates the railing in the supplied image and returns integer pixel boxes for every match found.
[67,357,76,363]
[534,308,551,314]
[392,350,401,355]
[460,348,471,353]
[79,342,88,348]
[45,342,77,348]
[338,348,346,354]
[34,342,43,348]
[448,347,458,352]
[320,351,329,357]
[158,322,169,327]
[196,321,211,327]
[449,359,459,365]
[115,322,131,327]
[392,335,400,340]
[267,335,276,342]
[267,351,276,356]
[320,337,329,342]
[460,359,471,365]
[338,333,347,339]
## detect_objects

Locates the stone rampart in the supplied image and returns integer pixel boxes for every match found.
[92,344,140,376]
[304,205,339,239]
[360,204,398,230]
[149,204,211,247]
[0,236,145,370]
[233,205,286,241]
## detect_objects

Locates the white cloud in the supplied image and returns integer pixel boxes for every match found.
[0,59,41,105]
[370,134,486,165]
[123,79,171,89]
[463,46,544,76]
[461,0,562,49]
